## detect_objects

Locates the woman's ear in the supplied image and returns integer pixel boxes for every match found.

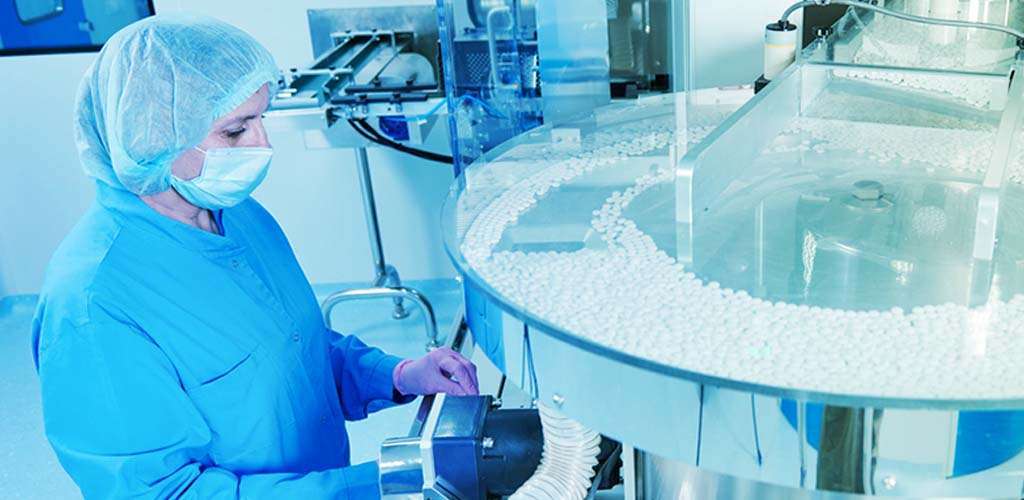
[169,147,206,181]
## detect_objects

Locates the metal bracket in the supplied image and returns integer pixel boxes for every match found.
[968,60,1024,306]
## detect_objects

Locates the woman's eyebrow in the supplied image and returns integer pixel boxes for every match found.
[221,114,260,127]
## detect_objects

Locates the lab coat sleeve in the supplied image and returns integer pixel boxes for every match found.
[328,330,414,421]
[37,319,381,500]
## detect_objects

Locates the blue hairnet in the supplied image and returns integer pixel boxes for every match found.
[75,14,279,195]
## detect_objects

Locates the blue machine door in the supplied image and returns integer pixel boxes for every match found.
[1,0,91,51]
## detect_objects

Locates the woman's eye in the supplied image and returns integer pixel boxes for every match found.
[224,128,245,138]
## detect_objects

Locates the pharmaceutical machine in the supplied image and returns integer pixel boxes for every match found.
[271,0,1024,498]
[422,0,1024,499]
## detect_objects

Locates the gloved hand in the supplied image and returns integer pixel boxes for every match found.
[393,347,479,396]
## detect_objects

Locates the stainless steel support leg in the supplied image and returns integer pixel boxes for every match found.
[355,147,410,320]
[318,147,440,350]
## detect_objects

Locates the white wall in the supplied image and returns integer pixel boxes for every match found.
[687,0,802,89]
[0,53,97,297]
[0,0,455,298]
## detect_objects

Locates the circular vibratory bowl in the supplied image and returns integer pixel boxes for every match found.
[443,77,1024,498]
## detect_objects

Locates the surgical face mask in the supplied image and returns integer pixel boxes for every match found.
[170,146,273,210]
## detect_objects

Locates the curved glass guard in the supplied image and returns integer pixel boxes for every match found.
[446,60,1024,405]
[442,15,1024,496]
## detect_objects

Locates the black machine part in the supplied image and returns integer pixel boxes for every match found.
[478,408,545,497]
[426,395,623,499]
[476,406,623,499]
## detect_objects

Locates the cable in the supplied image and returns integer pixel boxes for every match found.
[460,93,508,119]
[525,325,539,399]
[749,395,765,467]
[394,98,448,122]
[497,374,507,400]
[346,117,454,164]
[353,118,453,164]
[390,94,507,123]
[337,93,506,164]
[696,384,705,467]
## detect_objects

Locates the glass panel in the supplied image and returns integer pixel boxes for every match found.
[535,0,610,124]
[686,63,1010,311]
[806,0,1024,75]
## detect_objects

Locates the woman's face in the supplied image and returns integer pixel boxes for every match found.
[170,84,272,182]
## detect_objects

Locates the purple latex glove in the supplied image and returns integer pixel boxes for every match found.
[393,347,479,396]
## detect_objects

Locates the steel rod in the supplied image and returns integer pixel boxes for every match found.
[354,147,388,280]
[322,286,440,349]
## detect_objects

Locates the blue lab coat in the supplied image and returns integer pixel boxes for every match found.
[32,183,410,499]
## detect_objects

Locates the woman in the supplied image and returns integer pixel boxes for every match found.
[31,14,477,499]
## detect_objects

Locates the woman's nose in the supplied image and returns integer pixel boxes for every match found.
[246,118,271,148]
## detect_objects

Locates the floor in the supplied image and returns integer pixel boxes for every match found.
[0,279,463,500]
[0,295,75,500]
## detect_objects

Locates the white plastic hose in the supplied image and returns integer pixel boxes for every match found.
[487,6,514,89]
[510,404,602,500]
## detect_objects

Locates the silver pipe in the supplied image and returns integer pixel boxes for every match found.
[378,436,424,496]
[381,265,410,319]
[354,147,388,280]
[780,0,816,24]
[299,68,354,76]
[349,148,411,321]
[321,286,441,349]
[487,6,513,89]
[780,0,1024,42]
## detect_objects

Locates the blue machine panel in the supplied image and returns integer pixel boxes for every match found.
[0,0,153,55]
[464,279,506,372]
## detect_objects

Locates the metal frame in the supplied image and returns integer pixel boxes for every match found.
[274,29,421,110]
[970,56,1024,305]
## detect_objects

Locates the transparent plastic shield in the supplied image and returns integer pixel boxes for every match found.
[673,60,1024,400]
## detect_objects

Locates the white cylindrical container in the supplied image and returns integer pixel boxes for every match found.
[764,21,798,81]
[929,0,959,44]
